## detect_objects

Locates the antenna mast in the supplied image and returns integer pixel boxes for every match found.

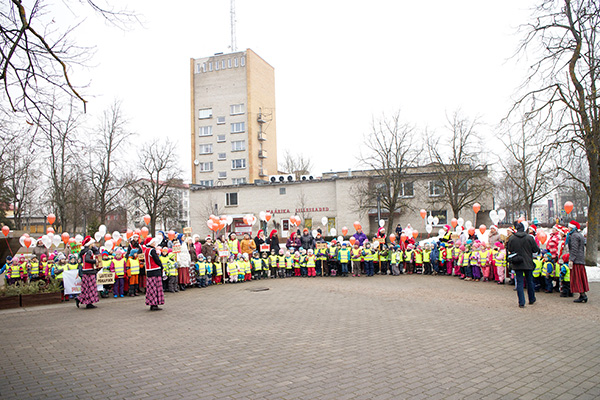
[230,0,237,52]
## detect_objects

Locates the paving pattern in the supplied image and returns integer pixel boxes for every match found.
[1,274,599,400]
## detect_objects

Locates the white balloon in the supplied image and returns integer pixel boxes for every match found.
[337,235,344,242]
[498,209,506,221]
[379,219,385,227]
[465,221,473,229]
[522,220,529,231]
[321,216,328,226]
[47,232,54,241]
[259,211,266,221]
[98,224,107,235]
[433,217,439,225]
[372,240,380,248]
[94,231,103,242]
[425,225,433,234]
[105,239,114,250]
[75,234,83,243]
[489,210,497,220]
[427,215,434,224]
[438,229,445,237]
[330,228,337,236]
[456,226,463,233]
[42,235,52,249]
[405,228,413,238]
[155,234,163,245]
[112,231,121,241]
[312,229,318,238]
[52,235,61,247]
[19,235,26,247]
[250,216,257,226]
[226,215,233,225]
[457,217,464,227]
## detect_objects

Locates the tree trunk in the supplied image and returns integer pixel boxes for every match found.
[585,160,599,266]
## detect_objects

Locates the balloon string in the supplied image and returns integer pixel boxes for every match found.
[5,237,13,256]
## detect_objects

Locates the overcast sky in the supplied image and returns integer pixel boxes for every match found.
[60,0,538,180]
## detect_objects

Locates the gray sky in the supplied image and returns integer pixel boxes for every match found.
[62,0,537,179]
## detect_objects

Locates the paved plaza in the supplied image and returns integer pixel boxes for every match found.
[1,275,599,400]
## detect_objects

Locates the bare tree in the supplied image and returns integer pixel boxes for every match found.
[500,117,560,220]
[494,172,526,224]
[129,139,182,236]
[88,100,134,224]
[279,150,313,180]
[426,111,491,218]
[356,111,422,232]
[1,1,137,121]
[38,97,82,230]
[513,0,600,265]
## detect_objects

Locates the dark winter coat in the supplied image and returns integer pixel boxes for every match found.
[300,233,315,250]
[506,232,540,270]
[567,230,586,265]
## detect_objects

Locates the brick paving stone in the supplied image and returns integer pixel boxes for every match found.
[0,276,599,399]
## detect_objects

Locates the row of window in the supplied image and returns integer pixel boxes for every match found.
[198,122,245,137]
[197,159,247,172]
[198,178,247,188]
[389,181,464,197]
[198,140,246,154]
[195,57,246,74]
[198,104,244,120]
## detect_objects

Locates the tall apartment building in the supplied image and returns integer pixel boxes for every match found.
[190,49,277,186]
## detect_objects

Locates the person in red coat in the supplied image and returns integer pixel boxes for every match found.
[142,236,165,311]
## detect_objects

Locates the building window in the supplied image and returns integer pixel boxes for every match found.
[234,58,239,67]
[217,135,226,143]
[215,60,219,70]
[217,116,226,125]
[198,144,213,154]
[226,192,238,206]
[456,179,468,194]
[231,122,245,133]
[429,180,444,197]
[202,63,206,72]
[231,159,246,170]
[430,210,448,226]
[230,104,244,115]
[208,62,212,72]
[221,60,225,69]
[198,162,213,172]
[198,126,212,137]
[198,108,212,119]
[199,180,214,187]
[218,171,227,179]
[231,140,246,152]
[232,178,247,185]
[218,153,227,160]
[241,57,246,66]
[279,187,286,195]
[228,59,232,68]
[400,182,414,197]
[304,218,312,231]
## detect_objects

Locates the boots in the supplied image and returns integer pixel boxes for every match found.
[573,294,588,303]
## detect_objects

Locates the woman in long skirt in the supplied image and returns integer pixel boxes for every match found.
[176,235,191,290]
[76,236,100,309]
[566,221,588,303]
[143,237,165,311]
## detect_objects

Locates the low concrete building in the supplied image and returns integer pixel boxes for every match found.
[189,166,493,240]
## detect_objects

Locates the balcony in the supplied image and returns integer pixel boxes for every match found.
[258,132,267,141]
[259,150,268,159]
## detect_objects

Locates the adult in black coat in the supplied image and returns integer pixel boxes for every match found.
[267,229,280,254]
[507,221,540,308]
[300,228,315,250]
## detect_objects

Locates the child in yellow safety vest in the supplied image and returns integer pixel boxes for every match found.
[293,251,301,277]
[260,253,269,280]
[558,254,573,298]
[111,250,127,298]
[493,242,506,284]
[196,254,207,287]
[251,252,262,280]
[543,252,555,293]
[298,249,307,278]
[268,250,278,279]
[532,254,544,291]
[28,256,40,281]
[404,245,414,275]
[423,244,432,275]
[351,243,362,277]
[212,257,224,284]
[242,253,252,281]
[236,254,245,282]
[306,249,317,277]
[285,251,294,277]
[227,255,238,283]
[127,249,141,296]
[414,245,423,274]
[161,248,178,293]
[7,256,25,285]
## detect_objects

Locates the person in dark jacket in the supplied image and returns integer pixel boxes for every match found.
[300,228,315,250]
[267,230,280,254]
[566,220,588,303]
[254,230,268,257]
[286,231,301,252]
[507,221,540,308]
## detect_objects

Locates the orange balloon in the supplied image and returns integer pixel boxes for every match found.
[24,237,32,248]
[47,213,56,225]
[168,230,176,241]
[412,230,419,239]
[400,234,407,243]
[126,229,133,239]
[265,213,272,222]
[218,221,226,230]
[207,220,215,230]
[472,203,481,214]
[143,214,151,225]
[1,226,9,236]
[349,236,356,245]
[420,209,427,219]
[47,227,55,234]
[479,224,486,235]
[468,227,476,236]
[61,232,70,244]
[341,227,348,236]
[104,233,112,242]
[389,233,396,243]
[116,237,122,246]
[68,238,76,244]
[140,227,149,239]
[564,201,574,214]
[451,218,458,228]
[353,221,362,231]
[536,231,548,244]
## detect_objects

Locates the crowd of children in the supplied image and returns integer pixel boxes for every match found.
[1,223,582,302]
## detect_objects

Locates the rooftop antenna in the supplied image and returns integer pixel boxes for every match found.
[230,0,237,52]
